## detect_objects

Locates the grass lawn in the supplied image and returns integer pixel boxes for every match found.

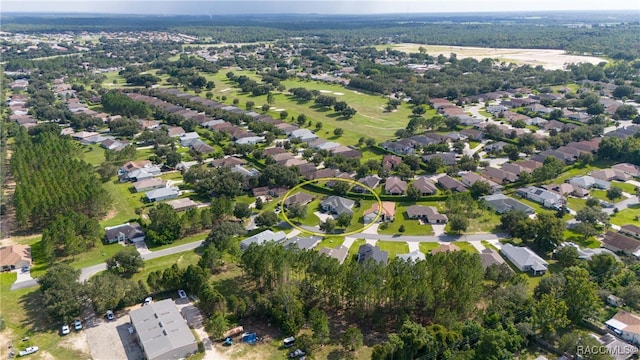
[345,200,375,233]
[0,273,89,359]
[377,214,433,236]
[315,236,345,250]
[158,172,184,181]
[564,229,600,249]
[377,241,409,258]
[481,240,499,251]
[468,140,481,149]
[80,144,106,167]
[146,231,208,251]
[462,209,502,234]
[611,181,637,195]
[347,239,367,261]
[198,69,414,144]
[609,204,640,226]
[566,197,587,212]
[554,161,612,183]
[591,190,611,202]
[130,251,201,283]
[419,242,440,254]
[100,179,147,227]
[454,241,478,253]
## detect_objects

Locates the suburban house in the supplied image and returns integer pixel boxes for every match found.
[165,198,198,212]
[423,152,457,166]
[432,243,460,254]
[437,175,467,192]
[146,187,180,203]
[620,225,640,239]
[385,176,407,195]
[363,202,396,224]
[500,244,548,276]
[239,230,287,250]
[126,166,162,182]
[321,196,355,216]
[485,141,508,153]
[516,186,565,209]
[129,299,198,360]
[132,178,166,193]
[397,250,426,262]
[318,245,349,264]
[568,175,611,190]
[605,311,640,346]
[211,156,246,168]
[461,172,502,193]
[289,128,318,142]
[411,177,438,195]
[353,175,381,193]
[283,192,315,207]
[612,163,640,178]
[179,132,200,147]
[382,155,402,170]
[283,236,321,251]
[357,244,389,265]
[482,167,518,184]
[0,245,32,271]
[104,223,145,244]
[405,205,448,224]
[591,168,631,182]
[481,194,535,214]
[602,231,640,257]
[479,248,509,270]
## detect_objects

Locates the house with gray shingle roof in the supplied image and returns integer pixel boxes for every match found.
[482,193,535,214]
[240,230,287,250]
[357,244,389,265]
[320,196,355,216]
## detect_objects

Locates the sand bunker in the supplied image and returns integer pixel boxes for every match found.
[220,88,232,92]
[319,90,332,93]
[273,108,285,112]
[333,92,344,95]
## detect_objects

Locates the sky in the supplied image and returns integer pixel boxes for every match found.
[2,0,638,15]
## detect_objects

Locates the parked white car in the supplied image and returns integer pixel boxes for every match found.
[61,325,70,335]
[143,297,152,306]
[18,346,38,357]
[73,319,82,330]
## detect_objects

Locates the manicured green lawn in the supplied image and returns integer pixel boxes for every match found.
[609,204,640,226]
[100,179,147,227]
[554,161,612,183]
[611,181,637,195]
[419,242,439,254]
[377,210,434,236]
[158,171,184,181]
[81,144,106,167]
[315,236,345,250]
[195,69,415,144]
[591,190,610,202]
[563,229,600,249]
[345,200,375,233]
[566,197,587,212]
[377,241,409,258]
[454,241,478,253]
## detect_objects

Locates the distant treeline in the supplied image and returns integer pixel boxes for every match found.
[1,14,638,59]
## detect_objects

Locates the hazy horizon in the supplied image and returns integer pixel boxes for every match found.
[3,0,638,15]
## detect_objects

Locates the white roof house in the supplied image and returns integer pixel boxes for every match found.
[500,244,548,276]
[605,311,640,346]
[240,230,287,250]
[289,129,318,142]
[146,187,180,202]
[397,250,426,262]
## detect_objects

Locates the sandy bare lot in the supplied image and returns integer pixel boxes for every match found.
[379,43,608,70]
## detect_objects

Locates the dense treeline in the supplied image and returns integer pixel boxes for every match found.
[597,136,640,166]
[240,243,484,332]
[101,91,151,118]
[11,129,111,230]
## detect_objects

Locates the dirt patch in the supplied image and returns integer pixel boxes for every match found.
[381,43,608,70]
[59,332,91,355]
[0,329,16,358]
[100,208,118,222]
[38,350,56,360]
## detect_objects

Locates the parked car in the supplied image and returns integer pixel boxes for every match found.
[143,297,152,306]
[73,319,82,330]
[18,346,38,357]
[283,336,295,348]
[289,349,306,358]
[61,325,70,335]
[177,290,187,299]
[21,265,30,273]
[106,310,115,320]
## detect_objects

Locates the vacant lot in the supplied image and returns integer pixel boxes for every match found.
[375,43,608,70]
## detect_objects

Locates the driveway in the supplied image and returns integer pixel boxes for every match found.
[175,297,229,360]
[603,195,639,215]
[85,310,144,360]
[10,268,36,290]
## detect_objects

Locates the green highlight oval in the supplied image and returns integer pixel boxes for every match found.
[279,177,383,237]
